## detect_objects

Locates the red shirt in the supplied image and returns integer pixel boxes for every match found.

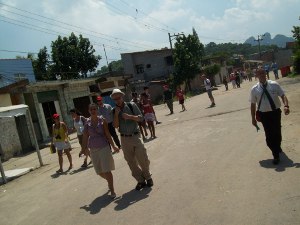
[141,99,154,114]
[176,90,184,101]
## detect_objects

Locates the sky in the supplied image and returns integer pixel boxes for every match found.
[0,0,299,69]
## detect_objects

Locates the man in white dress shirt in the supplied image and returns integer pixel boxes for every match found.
[250,68,290,165]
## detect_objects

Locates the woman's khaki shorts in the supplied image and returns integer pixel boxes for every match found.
[90,145,115,174]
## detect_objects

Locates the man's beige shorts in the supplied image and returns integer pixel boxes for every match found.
[90,145,115,174]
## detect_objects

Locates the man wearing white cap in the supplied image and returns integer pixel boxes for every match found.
[111,89,153,190]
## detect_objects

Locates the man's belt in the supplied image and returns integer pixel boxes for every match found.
[120,132,139,137]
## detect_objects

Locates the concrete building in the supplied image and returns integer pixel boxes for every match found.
[22,79,98,141]
[121,48,174,83]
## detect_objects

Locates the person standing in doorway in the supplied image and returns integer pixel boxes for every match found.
[82,103,119,198]
[97,96,121,151]
[163,85,174,114]
[202,74,216,107]
[51,114,73,173]
[112,89,153,191]
[250,68,290,165]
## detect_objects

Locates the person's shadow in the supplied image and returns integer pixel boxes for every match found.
[114,188,152,211]
[259,152,300,172]
[80,191,114,214]
[69,166,92,175]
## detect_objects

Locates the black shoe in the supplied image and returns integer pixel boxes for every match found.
[156,121,161,125]
[135,181,146,191]
[146,178,153,187]
[81,162,88,168]
[273,158,280,165]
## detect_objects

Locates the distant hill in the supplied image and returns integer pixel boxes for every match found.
[244,32,294,48]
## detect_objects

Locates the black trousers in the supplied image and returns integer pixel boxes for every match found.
[260,109,282,159]
[108,122,121,148]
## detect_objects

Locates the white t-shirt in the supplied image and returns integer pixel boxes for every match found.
[249,80,285,112]
[203,78,211,90]
[74,116,85,135]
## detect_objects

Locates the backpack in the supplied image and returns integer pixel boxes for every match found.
[112,102,134,115]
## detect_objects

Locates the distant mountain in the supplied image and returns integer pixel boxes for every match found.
[244,32,294,48]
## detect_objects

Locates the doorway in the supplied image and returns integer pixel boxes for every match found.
[42,101,56,136]
[15,115,33,154]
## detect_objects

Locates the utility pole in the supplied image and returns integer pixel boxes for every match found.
[168,32,184,50]
[254,34,265,59]
[103,44,109,67]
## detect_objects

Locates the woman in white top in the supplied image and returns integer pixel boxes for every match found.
[70,109,91,168]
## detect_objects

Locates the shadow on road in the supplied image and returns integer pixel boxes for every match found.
[114,188,152,211]
[50,171,68,178]
[69,166,92,175]
[80,191,113,214]
[259,152,300,172]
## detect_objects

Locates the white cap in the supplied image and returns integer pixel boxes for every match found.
[110,89,125,98]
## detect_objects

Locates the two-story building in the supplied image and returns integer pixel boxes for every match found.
[121,48,174,83]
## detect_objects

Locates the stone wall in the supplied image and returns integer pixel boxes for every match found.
[0,117,22,160]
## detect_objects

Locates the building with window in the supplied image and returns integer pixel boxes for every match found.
[121,48,174,83]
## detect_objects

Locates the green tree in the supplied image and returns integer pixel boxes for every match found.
[51,32,101,79]
[96,60,123,76]
[292,26,300,74]
[32,47,51,80]
[173,29,204,91]
[203,64,221,87]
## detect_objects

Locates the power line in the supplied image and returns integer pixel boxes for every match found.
[0,9,155,50]
[0,15,132,52]
[103,1,171,33]
[0,2,158,49]
[118,0,177,32]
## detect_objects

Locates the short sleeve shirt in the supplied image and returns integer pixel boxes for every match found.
[249,80,285,112]
[118,102,142,135]
[98,104,113,123]
[204,79,211,90]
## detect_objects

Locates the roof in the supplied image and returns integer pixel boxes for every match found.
[0,104,28,117]
[121,48,172,56]
[0,59,36,88]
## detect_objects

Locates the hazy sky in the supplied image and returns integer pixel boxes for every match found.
[0,0,299,68]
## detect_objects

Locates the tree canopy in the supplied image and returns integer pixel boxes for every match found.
[292,25,300,74]
[51,33,101,79]
[30,33,101,80]
[173,29,204,90]
[96,60,124,75]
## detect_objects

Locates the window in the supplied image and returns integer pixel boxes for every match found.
[14,73,26,81]
[135,64,144,74]
[165,56,173,66]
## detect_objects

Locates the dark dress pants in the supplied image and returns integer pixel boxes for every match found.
[260,109,282,159]
[108,122,121,148]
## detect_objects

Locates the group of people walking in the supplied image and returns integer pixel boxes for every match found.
[51,88,154,198]
[51,67,290,200]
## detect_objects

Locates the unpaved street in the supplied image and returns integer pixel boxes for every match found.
[0,76,299,225]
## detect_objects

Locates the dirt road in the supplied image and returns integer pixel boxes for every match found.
[0,76,299,225]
